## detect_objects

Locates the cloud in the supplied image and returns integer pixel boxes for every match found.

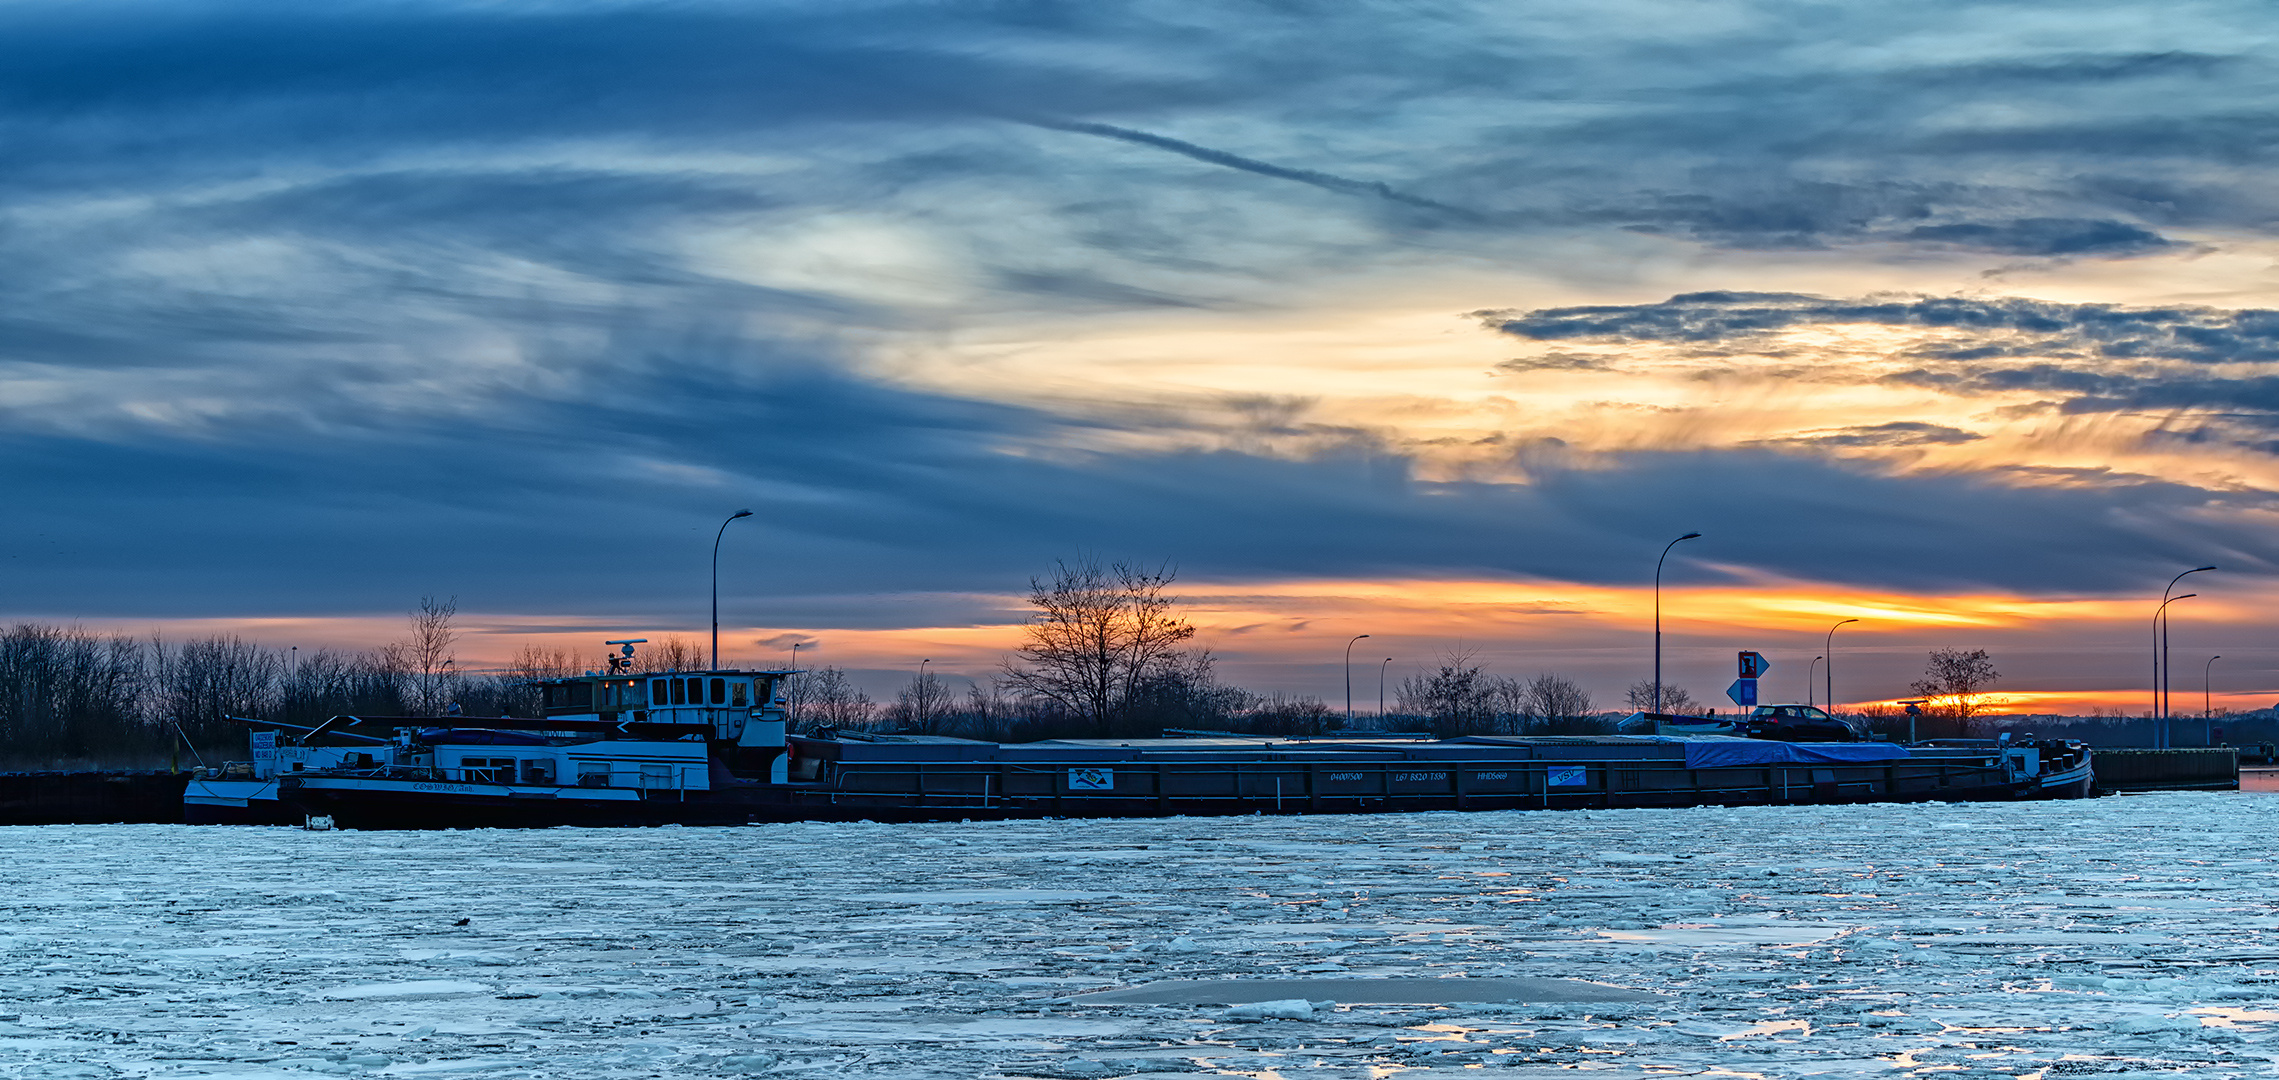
[1766,422,1986,448]
[1495,354,1617,374]
[1030,119,1488,221]
[1475,290,2279,453]
[1900,218,2177,256]
[1482,291,2279,365]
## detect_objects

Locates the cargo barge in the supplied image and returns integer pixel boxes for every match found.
[256,650,2094,829]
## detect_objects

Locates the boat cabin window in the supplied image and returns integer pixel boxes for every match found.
[685,677,703,703]
[598,680,640,710]
[544,681,594,711]
[461,756,515,783]
[731,680,748,707]
[669,679,685,706]
[710,678,726,705]
[651,679,668,706]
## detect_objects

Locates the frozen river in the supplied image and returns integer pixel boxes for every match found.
[5,795,2277,1079]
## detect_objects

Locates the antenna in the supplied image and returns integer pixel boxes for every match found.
[604,639,649,674]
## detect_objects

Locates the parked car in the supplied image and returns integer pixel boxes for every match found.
[1743,704,1863,742]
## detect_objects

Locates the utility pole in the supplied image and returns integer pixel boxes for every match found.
[712,509,754,670]
[1344,635,1371,726]
[1654,532,1703,713]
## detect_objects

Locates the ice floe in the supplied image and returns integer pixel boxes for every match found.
[3,794,2279,1077]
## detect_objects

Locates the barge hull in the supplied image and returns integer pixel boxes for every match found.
[284,752,2071,830]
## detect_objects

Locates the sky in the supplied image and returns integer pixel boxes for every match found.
[10,0,2279,714]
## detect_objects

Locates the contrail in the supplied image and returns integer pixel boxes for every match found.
[1032,118,1480,220]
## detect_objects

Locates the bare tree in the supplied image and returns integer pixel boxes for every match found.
[792,666,875,731]
[507,643,591,681]
[1398,651,1500,737]
[479,643,594,718]
[641,635,701,673]
[1513,673,1594,732]
[965,681,1010,730]
[1624,679,1701,715]
[1909,648,2000,736]
[890,669,951,734]
[394,596,458,715]
[1233,691,1335,736]
[153,633,281,744]
[0,624,150,766]
[1002,558,1198,736]
[282,647,407,725]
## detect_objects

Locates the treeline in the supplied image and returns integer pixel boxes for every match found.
[785,648,1628,742]
[0,599,708,769]
[5,560,1743,766]
[783,659,1351,742]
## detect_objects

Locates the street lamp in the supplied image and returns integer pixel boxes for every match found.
[2154,592,2198,749]
[1807,656,1823,708]
[2156,566,2215,738]
[1654,532,1703,714]
[1379,657,1393,718]
[712,509,754,670]
[1344,634,1371,725]
[2206,654,2223,744]
[790,641,802,670]
[1825,618,1858,715]
[919,658,932,727]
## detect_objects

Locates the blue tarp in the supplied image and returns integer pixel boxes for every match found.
[1683,741,1909,768]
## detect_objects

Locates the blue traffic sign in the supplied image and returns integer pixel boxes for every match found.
[1738,651,1771,678]
[1726,678,1759,707]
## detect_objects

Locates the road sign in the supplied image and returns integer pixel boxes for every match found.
[1738,651,1770,678]
[1726,678,1758,707]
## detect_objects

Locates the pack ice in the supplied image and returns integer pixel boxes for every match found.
[3,794,2275,1079]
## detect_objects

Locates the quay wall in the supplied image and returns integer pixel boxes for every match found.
[0,771,188,826]
[2092,748,2238,792]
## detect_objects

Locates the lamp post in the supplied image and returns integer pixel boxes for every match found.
[1344,634,1371,725]
[918,658,933,728]
[785,642,803,726]
[2206,655,2223,744]
[1807,656,1823,708]
[1654,532,1703,714]
[712,509,754,670]
[1825,618,1857,716]
[1379,657,1393,718]
[2157,566,2216,740]
[2154,592,2198,749]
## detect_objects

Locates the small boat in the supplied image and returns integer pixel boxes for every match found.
[257,645,2096,828]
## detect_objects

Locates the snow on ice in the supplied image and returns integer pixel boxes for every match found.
[4,794,2279,1078]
